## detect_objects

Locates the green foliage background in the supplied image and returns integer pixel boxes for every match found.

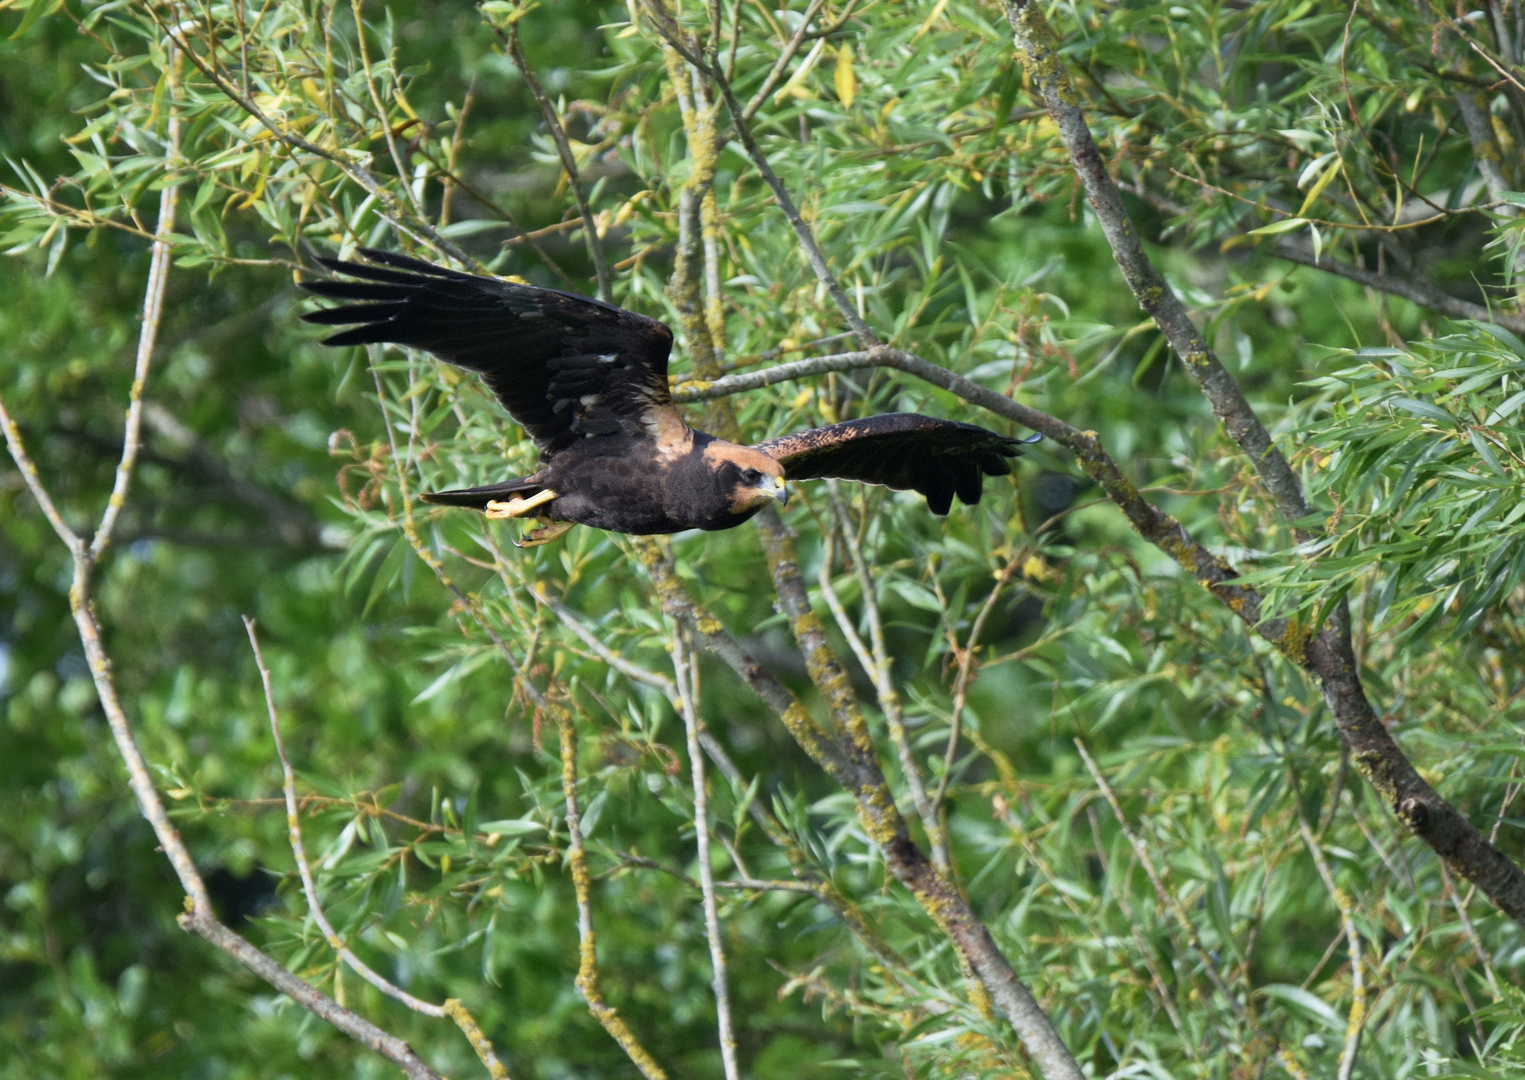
[2,0,1524,1076]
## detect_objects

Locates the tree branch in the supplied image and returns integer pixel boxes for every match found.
[1004,0,1310,526]
[1269,238,1525,331]
[998,0,1525,927]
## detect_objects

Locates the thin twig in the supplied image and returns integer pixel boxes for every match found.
[526,582,679,696]
[928,556,1020,835]
[350,0,428,220]
[1296,818,1366,1080]
[499,18,612,301]
[244,616,451,1019]
[93,50,181,559]
[1077,740,1310,1080]
[672,628,741,1080]
[741,0,829,119]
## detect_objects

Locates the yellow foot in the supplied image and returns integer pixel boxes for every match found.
[513,519,575,548]
[484,488,558,519]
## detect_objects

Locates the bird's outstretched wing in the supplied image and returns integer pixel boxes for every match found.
[302,249,684,458]
[754,413,1031,515]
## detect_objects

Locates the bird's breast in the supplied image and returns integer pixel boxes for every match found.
[541,439,729,535]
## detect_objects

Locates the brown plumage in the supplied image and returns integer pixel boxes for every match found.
[303,249,1034,543]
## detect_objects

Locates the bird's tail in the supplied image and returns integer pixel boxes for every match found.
[421,478,544,511]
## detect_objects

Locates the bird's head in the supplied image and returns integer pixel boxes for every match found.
[704,443,789,514]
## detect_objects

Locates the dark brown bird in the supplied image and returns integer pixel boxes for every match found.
[303,249,1032,545]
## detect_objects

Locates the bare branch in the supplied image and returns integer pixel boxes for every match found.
[245,615,451,1017]
[0,394,84,553]
[179,912,448,1080]
[672,629,741,1080]
[93,49,181,558]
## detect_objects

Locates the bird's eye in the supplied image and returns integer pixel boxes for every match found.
[741,468,761,484]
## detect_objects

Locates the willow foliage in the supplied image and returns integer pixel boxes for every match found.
[2,0,1523,1077]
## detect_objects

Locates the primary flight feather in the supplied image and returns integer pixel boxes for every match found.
[303,249,1031,543]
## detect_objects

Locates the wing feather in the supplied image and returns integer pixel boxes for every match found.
[753,413,1032,514]
[302,249,683,458]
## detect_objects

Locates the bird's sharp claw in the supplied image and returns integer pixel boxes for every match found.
[514,520,575,547]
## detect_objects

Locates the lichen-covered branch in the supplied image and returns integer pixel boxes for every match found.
[556,704,671,1080]
[634,536,1085,1080]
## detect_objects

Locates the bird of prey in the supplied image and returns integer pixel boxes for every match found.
[303,249,1032,545]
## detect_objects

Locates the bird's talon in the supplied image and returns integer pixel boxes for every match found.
[518,519,575,547]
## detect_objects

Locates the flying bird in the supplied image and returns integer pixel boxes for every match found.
[303,249,1032,545]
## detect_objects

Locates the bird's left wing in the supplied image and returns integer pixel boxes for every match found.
[302,249,683,458]
[753,413,1033,515]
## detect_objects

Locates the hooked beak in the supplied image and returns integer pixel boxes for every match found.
[763,473,789,505]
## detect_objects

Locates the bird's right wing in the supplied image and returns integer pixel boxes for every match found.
[302,249,685,457]
[754,413,1033,514]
